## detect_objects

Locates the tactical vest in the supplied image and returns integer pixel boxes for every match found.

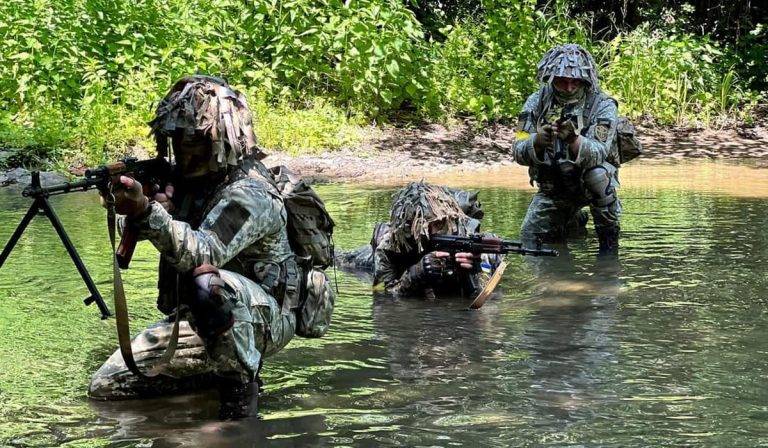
[533,86,642,166]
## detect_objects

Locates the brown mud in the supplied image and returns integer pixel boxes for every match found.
[3,121,767,196]
[266,121,768,195]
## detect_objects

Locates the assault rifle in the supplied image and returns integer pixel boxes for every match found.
[427,234,557,308]
[429,234,559,258]
[0,157,172,319]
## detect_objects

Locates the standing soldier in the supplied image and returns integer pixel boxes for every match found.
[88,76,334,419]
[513,44,621,254]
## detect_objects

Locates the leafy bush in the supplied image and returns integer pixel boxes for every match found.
[424,0,591,121]
[599,25,759,126]
[0,0,763,167]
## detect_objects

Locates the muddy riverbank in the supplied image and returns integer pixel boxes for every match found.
[266,121,768,184]
[2,121,767,189]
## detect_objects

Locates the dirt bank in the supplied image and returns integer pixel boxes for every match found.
[265,121,768,185]
[3,121,767,190]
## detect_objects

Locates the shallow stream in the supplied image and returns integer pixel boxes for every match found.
[0,160,767,447]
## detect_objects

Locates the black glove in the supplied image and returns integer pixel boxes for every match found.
[533,124,554,152]
[408,252,450,283]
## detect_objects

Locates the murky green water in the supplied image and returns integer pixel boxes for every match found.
[1,161,768,447]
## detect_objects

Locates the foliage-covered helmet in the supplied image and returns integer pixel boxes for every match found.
[536,44,600,91]
[149,75,265,170]
[389,182,468,253]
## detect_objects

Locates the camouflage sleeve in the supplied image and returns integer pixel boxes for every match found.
[372,236,422,296]
[513,91,545,167]
[134,179,285,272]
[373,245,400,288]
[574,97,619,169]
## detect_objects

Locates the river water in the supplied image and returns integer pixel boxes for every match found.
[0,160,767,447]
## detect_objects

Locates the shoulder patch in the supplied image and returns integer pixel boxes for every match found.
[212,201,251,246]
[595,123,610,143]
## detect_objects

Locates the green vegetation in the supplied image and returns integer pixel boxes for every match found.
[0,0,764,168]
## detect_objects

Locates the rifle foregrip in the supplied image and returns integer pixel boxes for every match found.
[116,228,138,269]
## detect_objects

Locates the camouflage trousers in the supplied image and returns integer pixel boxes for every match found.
[89,268,334,400]
[521,192,622,241]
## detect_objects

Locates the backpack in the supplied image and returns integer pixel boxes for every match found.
[269,166,335,268]
[614,116,643,164]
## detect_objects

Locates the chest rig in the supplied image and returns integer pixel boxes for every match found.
[156,166,304,316]
[523,86,608,196]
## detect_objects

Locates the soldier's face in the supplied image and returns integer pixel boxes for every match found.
[552,77,585,94]
[172,132,213,178]
[428,217,453,236]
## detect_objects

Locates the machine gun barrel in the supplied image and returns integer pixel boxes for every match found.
[2,156,172,320]
[429,234,558,257]
[22,177,102,198]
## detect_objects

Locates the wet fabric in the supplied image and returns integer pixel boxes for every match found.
[339,184,501,298]
[513,80,621,242]
[89,270,296,398]
[92,164,334,397]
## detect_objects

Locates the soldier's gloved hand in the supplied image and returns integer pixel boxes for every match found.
[409,251,450,282]
[110,175,150,218]
[555,119,578,144]
[153,183,175,213]
[533,125,554,158]
[534,125,554,148]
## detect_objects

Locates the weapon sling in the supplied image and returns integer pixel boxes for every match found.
[107,200,180,378]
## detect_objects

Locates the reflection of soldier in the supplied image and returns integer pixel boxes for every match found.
[340,182,500,299]
[513,44,621,254]
[89,76,334,419]
[521,252,621,417]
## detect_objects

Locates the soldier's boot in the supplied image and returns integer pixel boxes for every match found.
[188,264,234,340]
[217,377,259,420]
[596,225,620,256]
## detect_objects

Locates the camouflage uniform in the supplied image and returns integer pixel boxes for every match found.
[513,44,621,252]
[89,77,334,406]
[339,183,500,298]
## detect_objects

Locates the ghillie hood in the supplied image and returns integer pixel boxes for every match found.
[149,75,265,170]
[389,182,469,253]
[536,44,601,93]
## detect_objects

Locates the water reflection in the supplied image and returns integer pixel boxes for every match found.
[2,162,768,446]
[520,251,622,421]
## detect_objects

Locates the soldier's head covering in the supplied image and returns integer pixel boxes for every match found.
[149,75,265,171]
[536,44,600,92]
[389,182,468,253]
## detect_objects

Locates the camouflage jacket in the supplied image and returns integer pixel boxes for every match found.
[123,161,294,312]
[513,86,619,191]
[372,222,500,298]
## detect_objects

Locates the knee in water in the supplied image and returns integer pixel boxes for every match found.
[188,264,234,339]
[583,166,616,207]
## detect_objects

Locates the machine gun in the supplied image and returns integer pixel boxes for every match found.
[0,157,172,319]
[429,234,559,258]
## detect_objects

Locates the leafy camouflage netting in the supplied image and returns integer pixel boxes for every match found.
[149,75,265,170]
[536,44,600,92]
[389,182,468,253]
